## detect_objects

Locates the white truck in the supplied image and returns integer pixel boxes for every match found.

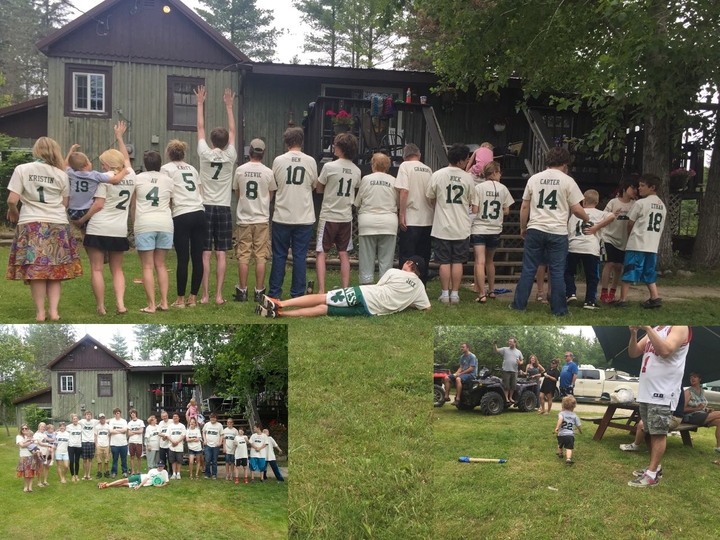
[573,364,640,400]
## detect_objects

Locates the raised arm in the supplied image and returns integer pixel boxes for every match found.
[642,325,689,358]
[223,88,236,145]
[627,326,648,358]
[114,122,131,168]
[195,85,206,142]
[64,143,80,168]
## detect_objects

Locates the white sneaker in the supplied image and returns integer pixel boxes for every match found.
[449,296,460,304]
[438,295,450,304]
[177,473,181,480]
[620,443,639,451]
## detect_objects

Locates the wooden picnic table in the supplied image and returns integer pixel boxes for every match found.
[583,400,699,447]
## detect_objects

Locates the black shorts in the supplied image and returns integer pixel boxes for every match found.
[203,205,233,251]
[557,435,575,449]
[433,237,470,264]
[603,242,625,264]
[81,441,95,460]
[560,386,574,397]
[84,234,130,252]
[168,451,184,464]
[235,457,248,467]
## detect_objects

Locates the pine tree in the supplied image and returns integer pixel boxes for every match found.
[23,324,77,385]
[293,0,344,66]
[108,331,131,361]
[196,0,276,62]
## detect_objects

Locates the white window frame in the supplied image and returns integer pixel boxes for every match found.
[60,374,75,393]
[73,72,106,113]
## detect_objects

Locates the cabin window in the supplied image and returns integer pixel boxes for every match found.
[59,373,75,394]
[167,76,205,131]
[98,374,113,397]
[64,64,112,119]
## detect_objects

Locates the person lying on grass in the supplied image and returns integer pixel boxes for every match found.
[98,461,169,489]
[255,256,431,318]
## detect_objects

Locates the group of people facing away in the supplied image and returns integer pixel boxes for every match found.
[15,406,283,493]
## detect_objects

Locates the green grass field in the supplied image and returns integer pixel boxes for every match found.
[433,404,720,540]
[1,246,719,324]
[0,432,287,540]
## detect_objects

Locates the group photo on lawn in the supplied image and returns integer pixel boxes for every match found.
[1,323,287,539]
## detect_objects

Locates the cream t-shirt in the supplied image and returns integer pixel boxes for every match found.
[426,166,475,240]
[161,161,204,218]
[471,180,515,235]
[133,171,174,235]
[522,168,584,235]
[318,159,361,222]
[567,207,609,256]
[395,160,434,227]
[360,268,431,315]
[86,171,135,238]
[602,198,635,250]
[272,151,318,225]
[355,172,398,236]
[197,139,236,207]
[233,161,277,224]
[625,194,666,253]
[8,161,69,225]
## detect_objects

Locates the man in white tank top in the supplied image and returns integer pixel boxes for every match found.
[627,326,690,487]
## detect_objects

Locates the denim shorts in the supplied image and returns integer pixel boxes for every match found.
[55,452,69,461]
[470,233,501,249]
[135,231,173,251]
[188,449,203,456]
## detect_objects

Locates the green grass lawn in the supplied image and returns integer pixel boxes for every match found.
[433,404,720,540]
[1,246,719,324]
[0,431,287,540]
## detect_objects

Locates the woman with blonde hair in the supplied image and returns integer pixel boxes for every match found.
[354,153,398,284]
[6,137,82,320]
[161,139,206,308]
[76,122,135,314]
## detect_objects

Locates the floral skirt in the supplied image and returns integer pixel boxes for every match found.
[6,222,83,281]
[15,456,38,478]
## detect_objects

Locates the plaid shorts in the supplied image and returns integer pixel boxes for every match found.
[203,205,233,251]
[81,441,95,460]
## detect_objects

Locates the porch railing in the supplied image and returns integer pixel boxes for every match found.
[522,108,553,175]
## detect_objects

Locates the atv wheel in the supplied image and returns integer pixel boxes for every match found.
[479,392,504,415]
[434,384,446,407]
[517,390,537,412]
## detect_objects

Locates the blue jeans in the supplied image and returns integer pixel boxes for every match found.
[510,228,569,315]
[110,445,128,475]
[263,460,285,481]
[564,252,600,303]
[204,446,220,477]
[269,223,313,298]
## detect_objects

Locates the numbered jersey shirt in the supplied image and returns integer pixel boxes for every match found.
[272,150,318,225]
[133,171,174,234]
[233,161,277,224]
[360,268,431,315]
[471,180,515,235]
[66,168,113,210]
[625,194,666,254]
[318,158,361,222]
[161,161,204,218]
[637,326,691,408]
[355,172,398,236]
[602,198,635,250]
[567,207,609,256]
[523,168,584,235]
[394,160,434,227]
[197,140,236,206]
[558,411,582,436]
[8,161,69,225]
[86,171,135,238]
[426,166,476,240]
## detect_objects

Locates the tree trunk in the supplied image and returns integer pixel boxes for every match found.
[692,114,720,267]
[642,112,674,269]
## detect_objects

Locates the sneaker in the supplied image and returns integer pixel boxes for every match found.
[111,473,117,478]
[557,453,563,459]
[212,475,217,480]
[715,447,720,453]
[642,297,662,309]
[254,288,266,303]
[449,296,460,305]
[583,302,600,310]
[438,295,450,304]
[613,300,628,308]
[306,280,315,294]
[628,473,659,487]
[244,478,249,484]
[235,478,240,484]
[567,294,577,302]
[122,472,128,478]
[96,471,102,479]
[566,460,574,466]
[452,400,460,406]
[260,294,281,312]
[204,475,210,479]
[104,471,111,478]
[632,467,662,478]
[255,304,277,318]
[234,287,248,302]
[620,443,639,452]
[177,473,181,480]
[600,292,609,303]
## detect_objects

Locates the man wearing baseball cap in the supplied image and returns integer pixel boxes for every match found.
[232,138,277,303]
[255,256,430,317]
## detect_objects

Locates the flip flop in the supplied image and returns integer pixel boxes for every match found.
[216,299,227,305]
[536,295,548,305]
[157,306,169,311]
[186,300,196,307]
[171,301,185,309]
[475,295,487,304]
[117,309,128,315]
[488,292,496,299]
[139,307,155,314]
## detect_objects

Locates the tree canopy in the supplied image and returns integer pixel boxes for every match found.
[0,331,45,436]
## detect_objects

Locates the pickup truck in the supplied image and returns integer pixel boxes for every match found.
[573,364,640,400]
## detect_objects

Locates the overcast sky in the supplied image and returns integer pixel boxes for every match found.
[71,0,309,64]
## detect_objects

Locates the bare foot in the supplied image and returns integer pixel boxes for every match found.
[199,296,210,304]
[140,307,156,314]
[215,297,227,305]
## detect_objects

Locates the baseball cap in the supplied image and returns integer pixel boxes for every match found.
[406,255,426,277]
[98,413,105,418]
[156,460,165,467]
[250,138,265,152]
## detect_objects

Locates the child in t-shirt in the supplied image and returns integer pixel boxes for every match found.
[186,398,199,425]
[44,424,57,467]
[600,179,638,303]
[65,145,128,234]
[615,174,666,309]
[467,142,494,179]
[564,189,617,309]
[555,395,583,466]
[262,429,285,482]
[233,429,250,484]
